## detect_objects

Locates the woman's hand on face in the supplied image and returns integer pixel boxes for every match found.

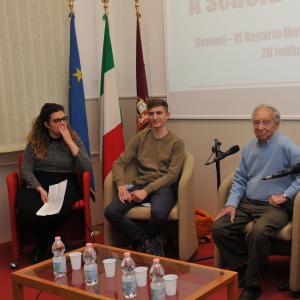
[36,186,48,203]
[58,122,73,145]
[58,122,79,156]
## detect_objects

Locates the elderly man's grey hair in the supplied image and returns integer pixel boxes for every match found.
[252,104,281,125]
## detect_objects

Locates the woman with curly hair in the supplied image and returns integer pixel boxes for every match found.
[17,103,92,263]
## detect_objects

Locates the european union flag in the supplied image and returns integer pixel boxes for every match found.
[69,14,95,201]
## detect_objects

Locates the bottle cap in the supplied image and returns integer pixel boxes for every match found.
[86,243,92,248]
[153,258,160,263]
[124,252,131,258]
[55,236,61,241]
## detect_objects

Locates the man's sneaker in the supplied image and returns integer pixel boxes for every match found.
[149,235,165,257]
[237,265,247,288]
[239,286,261,300]
[134,236,165,256]
[134,239,152,254]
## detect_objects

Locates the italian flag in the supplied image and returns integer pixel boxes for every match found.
[101,15,125,180]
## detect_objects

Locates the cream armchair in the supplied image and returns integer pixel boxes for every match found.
[214,173,300,295]
[103,151,198,261]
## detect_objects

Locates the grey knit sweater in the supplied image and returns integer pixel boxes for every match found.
[113,128,185,194]
[22,136,92,189]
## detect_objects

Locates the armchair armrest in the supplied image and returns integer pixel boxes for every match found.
[6,171,20,261]
[217,172,235,210]
[290,191,300,290]
[81,171,92,243]
[103,171,119,245]
[177,151,198,260]
[214,172,234,267]
[104,171,116,209]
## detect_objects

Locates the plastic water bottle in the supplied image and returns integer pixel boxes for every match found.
[121,252,137,298]
[150,258,165,300]
[83,243,98,286]
[52,236,66,278]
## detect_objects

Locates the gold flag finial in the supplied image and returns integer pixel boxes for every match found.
[69,0,75,16]
[135,0,141,18]
[102,0,109,16]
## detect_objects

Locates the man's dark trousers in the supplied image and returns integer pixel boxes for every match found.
[212,199,289,286]
[104,184,176,242]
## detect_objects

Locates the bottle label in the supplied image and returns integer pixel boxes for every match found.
[53,256,66,275]
[86,269,98,281]
[151,284,165,300]
[84,264,98,283]
[122,275,137,296]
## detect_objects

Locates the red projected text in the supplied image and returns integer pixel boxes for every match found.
[189,0,282,15]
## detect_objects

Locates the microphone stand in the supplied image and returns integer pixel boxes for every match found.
[213,140,223,191]
[190,139,224,263]
[205,139,223,191]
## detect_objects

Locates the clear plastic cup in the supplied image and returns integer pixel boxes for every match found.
[134,266,148,287]
[69,251,82,271]
[163,274,178,296]
[103,258,117,277]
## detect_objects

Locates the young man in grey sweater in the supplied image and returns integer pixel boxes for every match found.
[104,99,185,256]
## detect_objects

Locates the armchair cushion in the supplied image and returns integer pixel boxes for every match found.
[244,221,292,241]
[126,205,178,220]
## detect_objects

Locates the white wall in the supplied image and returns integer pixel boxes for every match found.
[74,0,101,99]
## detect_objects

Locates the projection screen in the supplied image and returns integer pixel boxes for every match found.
[164,0,300,119]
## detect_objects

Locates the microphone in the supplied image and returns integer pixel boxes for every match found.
[262,163,300,180]
[205,145,240,165]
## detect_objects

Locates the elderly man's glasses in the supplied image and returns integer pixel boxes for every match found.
[52,116,68,123]
[253,120,273,127]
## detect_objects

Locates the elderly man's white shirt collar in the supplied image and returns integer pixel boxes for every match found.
[256,131,279,147]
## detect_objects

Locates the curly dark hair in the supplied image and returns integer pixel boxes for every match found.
[27,103,77,159]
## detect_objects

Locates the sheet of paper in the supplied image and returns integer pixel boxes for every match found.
[36,180,67,216]
[125,184,134,190]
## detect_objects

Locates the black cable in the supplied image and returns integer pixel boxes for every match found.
[35,290,43,300]
[189,256,214,263]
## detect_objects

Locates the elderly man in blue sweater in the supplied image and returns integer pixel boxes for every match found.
[212,104,300,300]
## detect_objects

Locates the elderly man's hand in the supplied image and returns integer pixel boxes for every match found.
[215,205,237,223]
[268,194,288,207]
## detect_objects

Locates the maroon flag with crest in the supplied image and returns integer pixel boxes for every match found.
[136,13,149,131]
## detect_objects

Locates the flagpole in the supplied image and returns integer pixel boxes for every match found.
[102,0,109,16]
[135,0,141,18]
[69,0,75,16]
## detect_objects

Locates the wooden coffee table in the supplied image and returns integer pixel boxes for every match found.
[12,243,238,299]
